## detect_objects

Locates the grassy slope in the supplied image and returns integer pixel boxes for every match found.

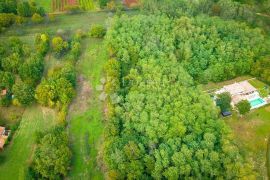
[226,105,270,177]
[68,38,107,179]
[0,106,56,180]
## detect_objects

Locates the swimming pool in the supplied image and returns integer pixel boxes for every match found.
[249,98,266,109]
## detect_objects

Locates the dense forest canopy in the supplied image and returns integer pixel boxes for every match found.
[103,15,260,179]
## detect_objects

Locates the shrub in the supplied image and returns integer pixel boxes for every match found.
[31,13,44,24]
[48,14,55,22]
[236,100,251,115]
[99,0,109,8]
[0,13,15,27]
[51,36,69,57]
[15,16,26,25]
[89,24,106,38]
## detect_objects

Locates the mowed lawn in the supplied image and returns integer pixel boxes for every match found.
[0,105,56,180]
[68,38,107,179]
[226,105,270,177]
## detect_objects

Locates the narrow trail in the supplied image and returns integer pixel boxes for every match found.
[68,38,107,179]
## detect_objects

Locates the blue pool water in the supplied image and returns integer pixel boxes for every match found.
[249,98,265,108]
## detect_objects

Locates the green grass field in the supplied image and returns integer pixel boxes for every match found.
[68,38,107,179]
[226,105,270,177]
[34,0,52,13]
[0,106,56,180]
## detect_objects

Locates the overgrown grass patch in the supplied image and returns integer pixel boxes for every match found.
[226,105,270,177]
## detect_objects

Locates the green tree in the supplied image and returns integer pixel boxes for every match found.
[31,13,44,24]
[19,55,44,86]
[89,24,106,38]
[236,100,251,115]
[51,36,69,58]
[17,2,33,17]
[31,126,71,179]
[12,81,34,106]
[216,92,231,112]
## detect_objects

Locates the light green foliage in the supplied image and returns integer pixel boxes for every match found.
[31,126,71,179]
[31,13,44,24]
[35,33,50,56]
[103,15,256,179]
[35,65,76,108]
[89,24,106,38]
[78,0,95,10]
[12,81,34,106]
[236,100,251,115]
[52,36,69,58]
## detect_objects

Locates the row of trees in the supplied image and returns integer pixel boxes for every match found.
[103,15,256,179]
[0,1,47,32]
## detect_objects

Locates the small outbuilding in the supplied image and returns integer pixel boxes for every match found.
[221,111,232,117]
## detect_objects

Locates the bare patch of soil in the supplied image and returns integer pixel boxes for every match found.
[68,75,92,116]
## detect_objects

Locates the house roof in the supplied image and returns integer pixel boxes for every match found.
[0,137,5,149]
[222,81,256,96]
[123,0,139,7]
[0,126,5,135]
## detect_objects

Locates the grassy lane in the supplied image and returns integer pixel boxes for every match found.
[68,38,107,179]
[0,106,56,180]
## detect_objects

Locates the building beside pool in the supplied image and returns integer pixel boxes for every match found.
[0,126,10,150]
[215,80,267,109]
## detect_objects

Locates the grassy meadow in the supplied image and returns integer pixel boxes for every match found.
[0,106,57,180]
[226,105,270,177]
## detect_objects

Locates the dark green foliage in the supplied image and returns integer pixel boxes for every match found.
[236,100,251,115]
[0,0,17,14]
[173,16,267,82]
[19,54,44,86]
[0,71,15,90]
[103,15,256,179]
[216,92,231,112]
[12,81,35,106]
[99,0,109,8]
[89,24,106,38]
[17,1,45,17]
[17,2,32,17]
[252,58,270,84]
[31,126,71,179]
